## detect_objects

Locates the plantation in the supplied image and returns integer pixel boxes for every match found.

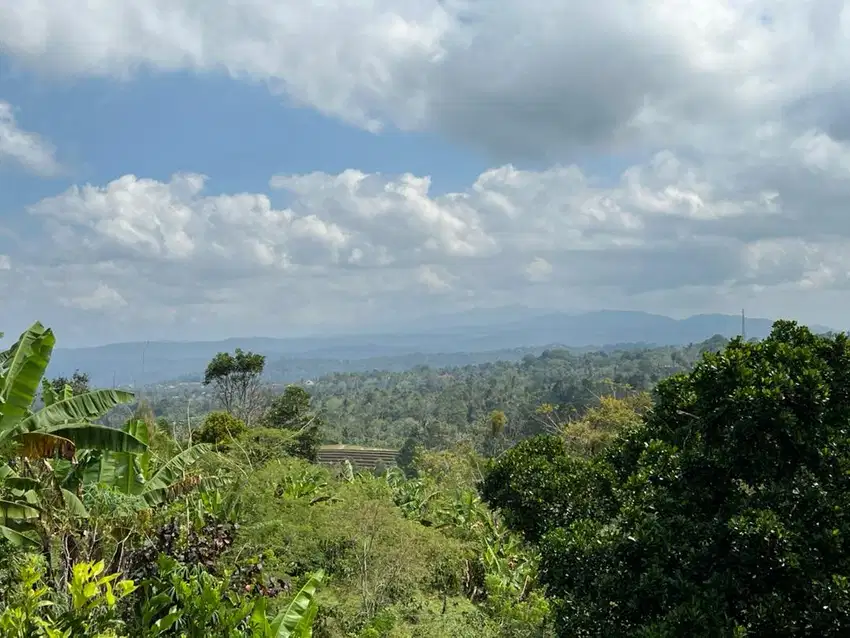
[316,446,399,470]
[3,319,850,635]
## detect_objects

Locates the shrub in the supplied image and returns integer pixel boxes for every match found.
[195,411,246,445]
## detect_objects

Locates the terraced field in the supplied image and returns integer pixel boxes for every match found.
[317,444,399,470]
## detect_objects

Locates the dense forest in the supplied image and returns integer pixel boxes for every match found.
[3,320,850,635]
[143,335,729,452]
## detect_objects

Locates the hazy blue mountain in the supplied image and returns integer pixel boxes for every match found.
[43,309,831,387]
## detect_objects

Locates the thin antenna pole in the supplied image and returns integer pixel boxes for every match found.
[742,308,747,341]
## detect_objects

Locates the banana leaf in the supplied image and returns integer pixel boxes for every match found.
[270,570,324,637]
[0,323,55,434]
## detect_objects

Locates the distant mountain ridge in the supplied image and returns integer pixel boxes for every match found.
[39,309,831,387]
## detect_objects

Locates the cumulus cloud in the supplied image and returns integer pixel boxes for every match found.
[418,265,453,293]
[60,283,127,311]
[5,1,850,340]
[8,114,850,341]
[525,258,552,283]
[0,101,59,174]
[1,1,848,159]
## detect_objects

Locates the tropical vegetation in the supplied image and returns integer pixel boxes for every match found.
[3,318,850,635]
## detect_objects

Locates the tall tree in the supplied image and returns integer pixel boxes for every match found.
[202,348,266,424]
[261,385,322,461]
[483,321,850,636]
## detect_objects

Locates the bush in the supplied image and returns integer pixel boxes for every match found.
[195,411,247,445]
[235,427,298,467]
[233,462,471,635]
[261,386,323,461]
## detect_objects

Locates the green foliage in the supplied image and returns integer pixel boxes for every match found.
[559,392,650,457]
[299,340,712,451]
[236,427,298,467]
[0,322,142,461]
[0,554,134,637]
[148,337,719,454]
[0,323,150,561]
[385,453,553,636]
[63,560,136,636]
[48,370,91,399]
[70,419,211,508]
[261,386,323,462]
[0,322,332,636]
[203,349,266,423]
[195,411,247,445]
[234,460,484,635]
[264,570,324,637]
[22,315,843,636]
[134,553,323,637]
[0,463,41,547]
[484,321,850,636]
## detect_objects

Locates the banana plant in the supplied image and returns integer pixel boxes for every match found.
[0,463,40,546]
[68,419,212,506]
[0,322,145,460]
[251,570,324,638]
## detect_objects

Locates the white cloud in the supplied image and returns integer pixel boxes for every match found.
[418,265,453,292]
[2,1,848,160]
[59,283,127,311]
[0,255,10,270]
[525,258,552,283]
[0,101,59,174]
[5,1,850,341]
[8,118,850,341]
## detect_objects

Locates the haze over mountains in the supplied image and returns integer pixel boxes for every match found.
[43,309,831,387]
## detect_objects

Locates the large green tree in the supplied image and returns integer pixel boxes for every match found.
[483,321,850,636]
[202,348,266,424]
[261,385,322,462]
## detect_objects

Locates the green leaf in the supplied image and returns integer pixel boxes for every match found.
[3,476,41,492]
[0,498,40,524]
[47,424,147,455]
[0,322,55,434]
[61,489,89,518]
[124,419,151,479]
[19,389,135,433]
[78,451,118,488]
[0,524,39,547]
[270,570,324,638]
[41,379,59,408]
[141,444,211,506]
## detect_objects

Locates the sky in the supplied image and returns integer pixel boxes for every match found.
[2,1,850,346]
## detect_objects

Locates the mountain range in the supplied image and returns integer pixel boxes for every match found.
[39,309,831,387]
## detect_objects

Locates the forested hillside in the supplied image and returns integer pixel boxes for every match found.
[5,320,850,635]
[309,337,726,449]
[143,335,728,451]
[45,310,783,387]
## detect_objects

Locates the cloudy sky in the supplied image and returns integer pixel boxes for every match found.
[2,1,850,345]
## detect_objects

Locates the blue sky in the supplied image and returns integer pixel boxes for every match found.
[1,1,850,346]
[0,67,488,215]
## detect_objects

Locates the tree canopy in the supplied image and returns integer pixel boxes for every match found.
[483,321,850,636]
[261,385,323,461]
[202,348,266,424]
